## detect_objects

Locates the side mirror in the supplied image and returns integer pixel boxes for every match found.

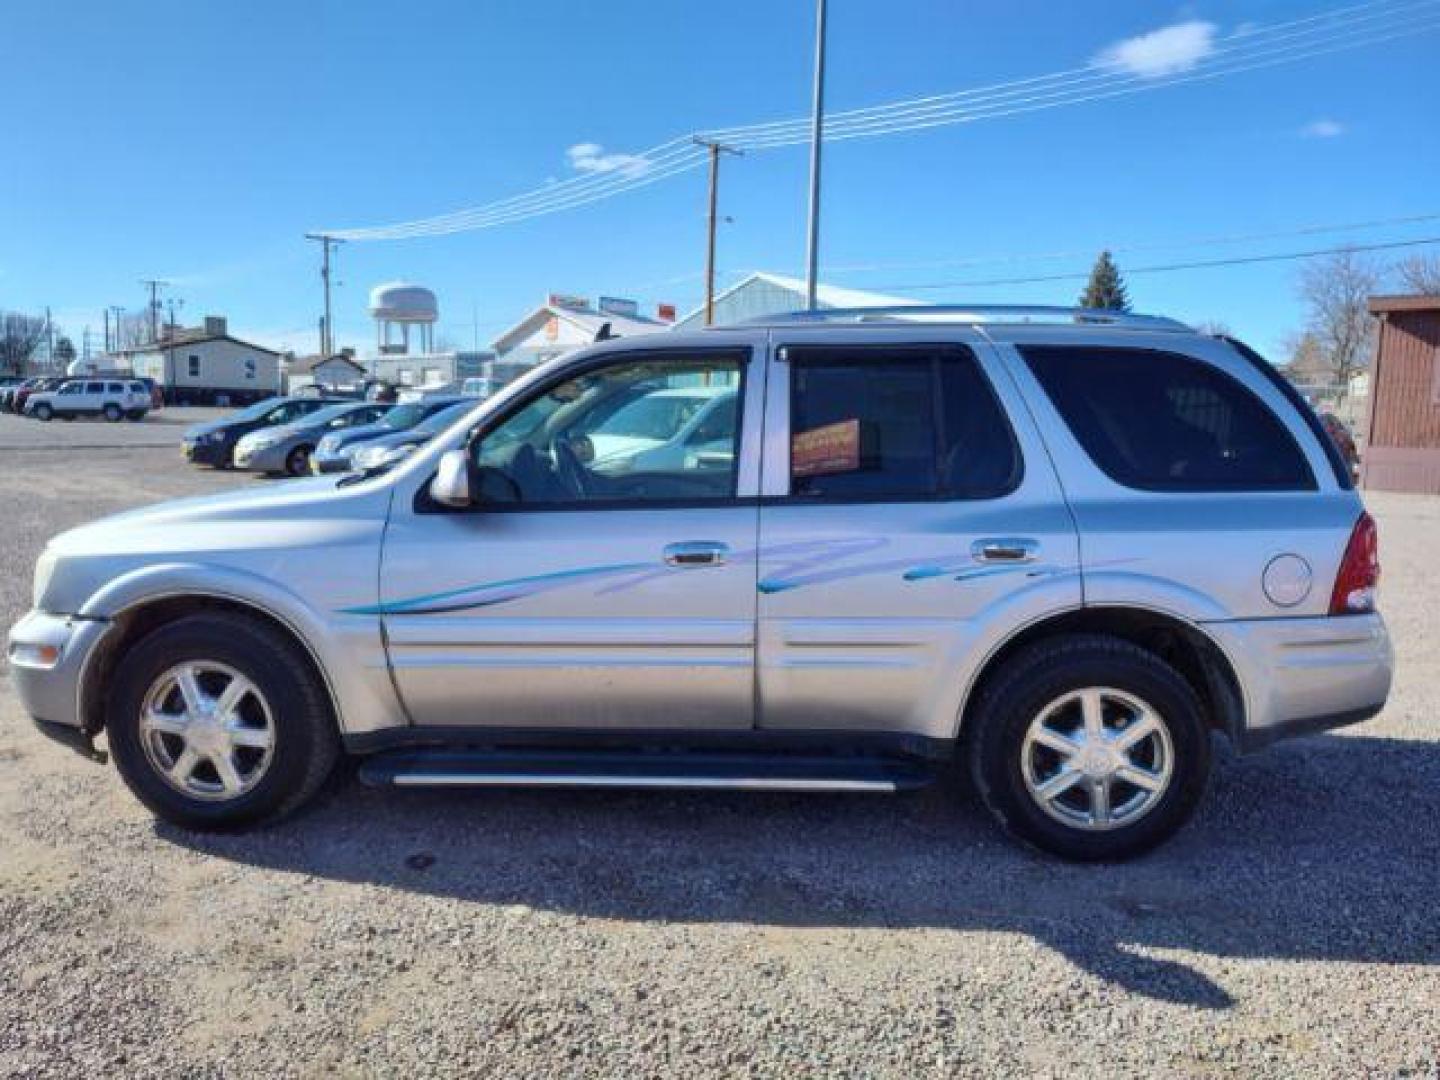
[430,448,473,508]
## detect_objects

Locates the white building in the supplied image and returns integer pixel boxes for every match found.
[115,317,281,405]
[284,351,369,394]
[492,293,669,383]
[672,271,921,330]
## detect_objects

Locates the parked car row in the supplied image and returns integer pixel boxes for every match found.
[1,376,159,421]
[181,393,482,476]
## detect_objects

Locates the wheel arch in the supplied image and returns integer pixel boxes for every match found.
[79,591,340,739]
[956,605,1246,745]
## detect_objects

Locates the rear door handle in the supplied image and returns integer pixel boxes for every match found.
[663,541,729,568]
[972,537,1039,563]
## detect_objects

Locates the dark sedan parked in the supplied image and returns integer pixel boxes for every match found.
[182,396,347,468]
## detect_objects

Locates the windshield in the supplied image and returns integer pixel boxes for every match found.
[595,394,710,441]
[378,402,432,430]
[229,398,283,422]
[300,403,359,427]
[413,401,477,436]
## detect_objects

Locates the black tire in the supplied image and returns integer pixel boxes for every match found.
[104,403,123,422]
[106,612,340,830]
[33,403,52,421]
[965,634,1212,861]
[285,444,314,477]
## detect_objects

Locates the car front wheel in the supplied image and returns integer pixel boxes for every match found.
[285,444,314,477]
[966,634,1211,861]
[33,403,52,421]
[106,612,340,829]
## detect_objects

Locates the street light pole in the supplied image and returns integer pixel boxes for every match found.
[693,136,742,327]
[804,0,828,310]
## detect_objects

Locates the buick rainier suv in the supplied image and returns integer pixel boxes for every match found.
[8,306,1391,860]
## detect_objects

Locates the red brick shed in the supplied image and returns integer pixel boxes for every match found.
[1363,294,1440,493]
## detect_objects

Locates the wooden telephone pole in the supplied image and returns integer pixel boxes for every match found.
[692,137,742,326]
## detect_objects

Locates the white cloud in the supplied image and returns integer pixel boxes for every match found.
[565,142,651,178]
[1093,19,1218,77]
[1301,118,1346,139]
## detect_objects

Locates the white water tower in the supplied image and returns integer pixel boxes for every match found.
[369,282,438,355]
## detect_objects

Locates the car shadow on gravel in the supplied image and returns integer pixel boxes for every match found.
[160,732,1440,1010]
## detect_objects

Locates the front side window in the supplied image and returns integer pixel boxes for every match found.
[60,383,81,395]
[85,381,104,393]
[1021,346,1315,492]
[786,344,1020,501]
[471,351,745,506]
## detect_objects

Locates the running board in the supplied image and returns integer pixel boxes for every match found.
[358,748,935,793]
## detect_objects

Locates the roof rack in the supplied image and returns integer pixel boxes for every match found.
[735,304,1192,332]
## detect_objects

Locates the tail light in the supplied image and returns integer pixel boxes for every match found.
[1329,511,1379,615]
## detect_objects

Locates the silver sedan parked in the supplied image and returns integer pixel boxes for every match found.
[232,402,393,476]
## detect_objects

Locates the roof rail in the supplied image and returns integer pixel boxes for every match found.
[735,304,1192,331]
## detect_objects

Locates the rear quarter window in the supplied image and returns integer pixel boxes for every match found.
[1021,346,1315,492]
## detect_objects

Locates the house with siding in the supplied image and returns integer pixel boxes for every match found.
[1362,294,1440,493]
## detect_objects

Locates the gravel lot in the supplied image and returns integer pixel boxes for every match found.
[1,410,1437,1077]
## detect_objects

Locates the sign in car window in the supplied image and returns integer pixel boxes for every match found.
[792,419,861,478]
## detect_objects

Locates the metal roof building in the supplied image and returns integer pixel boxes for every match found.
[672,271,923,330]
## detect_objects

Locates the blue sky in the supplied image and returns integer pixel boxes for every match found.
[3,0,1436,358]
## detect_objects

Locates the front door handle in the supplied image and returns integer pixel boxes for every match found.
[663,541,729,568]
[972,537,1039,564]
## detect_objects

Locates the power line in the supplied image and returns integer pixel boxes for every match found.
[331,5,1436,239]
[877,235,1440,292]
[320,0,1439,241]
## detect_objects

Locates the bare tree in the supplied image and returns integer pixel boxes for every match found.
[1193,319,1232,338]
[1397,254,1440,295]
[1296,249,1380,399]
[0,311,48,376]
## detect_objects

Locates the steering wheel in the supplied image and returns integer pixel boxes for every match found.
[550,436,591,498]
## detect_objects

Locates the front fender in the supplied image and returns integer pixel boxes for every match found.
[80,562,405,736]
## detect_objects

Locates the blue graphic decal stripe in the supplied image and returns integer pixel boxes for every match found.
[342,561,651,616]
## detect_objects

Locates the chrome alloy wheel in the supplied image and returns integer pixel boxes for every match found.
[138,661,275,801]
[1020,687,1174,832]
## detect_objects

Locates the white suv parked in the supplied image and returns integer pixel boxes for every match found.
[8,306,1391,859]
[25,378,151,422]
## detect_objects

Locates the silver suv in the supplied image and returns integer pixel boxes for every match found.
[7,307,1392,859]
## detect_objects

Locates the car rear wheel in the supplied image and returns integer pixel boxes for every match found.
[33,403,52,421]
[285,444,314,477]
[966,634,1211,861]
[106,612,340,830]
[104,403,123,422]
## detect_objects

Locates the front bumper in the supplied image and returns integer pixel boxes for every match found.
[233,441,290,472]
[182,437,231,466]
[1203,613,1393,751]
[311,448,355,474]
[7,609,112,732]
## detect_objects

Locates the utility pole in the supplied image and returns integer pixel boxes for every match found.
[804,0,829,309]
[140,279,169,343]
[692,136,743,326]
[110,306,127,351]
[305,233,343,356]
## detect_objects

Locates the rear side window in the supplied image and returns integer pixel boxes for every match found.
[1021,346,1315,492]
[787,344,1021,501]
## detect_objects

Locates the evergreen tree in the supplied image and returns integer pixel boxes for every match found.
[1078,250,1131,311]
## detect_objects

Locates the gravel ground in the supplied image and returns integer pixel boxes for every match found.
[0,406,225,450]
[0,412,1437,1077]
